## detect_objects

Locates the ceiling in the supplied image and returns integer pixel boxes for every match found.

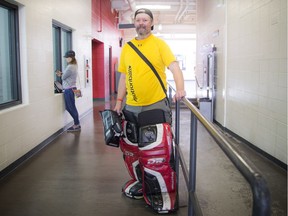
[110,0,197,39]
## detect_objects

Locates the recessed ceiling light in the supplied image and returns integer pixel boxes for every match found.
[135,5,171,10]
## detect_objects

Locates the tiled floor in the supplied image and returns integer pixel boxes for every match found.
[0,100,286,216]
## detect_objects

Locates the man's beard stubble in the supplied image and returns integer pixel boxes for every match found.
[136,26,149,36]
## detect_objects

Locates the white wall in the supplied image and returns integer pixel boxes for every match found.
[166,38,197,98]
[0,0,93,171]
[196,0,227,124]
[197,0,287,164]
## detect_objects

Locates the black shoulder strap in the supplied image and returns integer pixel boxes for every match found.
[127,41,168,99]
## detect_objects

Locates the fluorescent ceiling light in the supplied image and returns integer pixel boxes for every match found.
[135,5,171,10]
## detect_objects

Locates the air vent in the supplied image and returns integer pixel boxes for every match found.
[118,23,135,29]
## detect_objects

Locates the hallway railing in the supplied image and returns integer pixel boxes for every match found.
[168,86,271,216]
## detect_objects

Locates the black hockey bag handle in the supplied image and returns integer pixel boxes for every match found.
[99,109,123,147]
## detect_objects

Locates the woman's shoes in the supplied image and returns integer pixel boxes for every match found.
[67,125,81,132]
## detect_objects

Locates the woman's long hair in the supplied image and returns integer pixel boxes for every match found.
[69,57,77,65]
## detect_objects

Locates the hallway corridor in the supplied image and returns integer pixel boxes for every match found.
[0,100,286,216]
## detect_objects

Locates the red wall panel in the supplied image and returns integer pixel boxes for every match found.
[92,41,104,98]
[91,0,123,99]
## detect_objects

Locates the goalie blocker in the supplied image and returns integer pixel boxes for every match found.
[99,110,123,147]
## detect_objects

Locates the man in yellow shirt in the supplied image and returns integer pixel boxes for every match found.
[114,9,186,112]
[114,8,186,213]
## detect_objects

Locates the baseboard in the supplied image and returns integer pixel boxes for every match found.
[214,120,287,171]
[0,108,93,180]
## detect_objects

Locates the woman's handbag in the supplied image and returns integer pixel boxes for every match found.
[73,89,82,98]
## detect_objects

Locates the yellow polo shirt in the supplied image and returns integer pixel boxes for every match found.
[118,34,176,106]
